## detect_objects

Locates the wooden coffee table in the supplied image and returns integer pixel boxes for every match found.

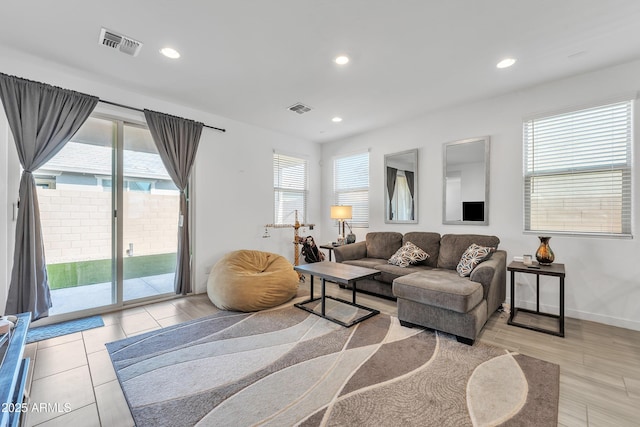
[294,262,380,327]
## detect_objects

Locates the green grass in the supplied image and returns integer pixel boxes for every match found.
[47,253,177,290]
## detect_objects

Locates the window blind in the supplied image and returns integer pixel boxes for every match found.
[273,153,307,224]
[523,100,632,236]
[334,151,369,227]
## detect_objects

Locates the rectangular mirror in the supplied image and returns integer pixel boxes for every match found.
[385,149,418,223]
[443,136,490,225]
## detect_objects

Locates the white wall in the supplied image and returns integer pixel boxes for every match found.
[321,59,640,331]
[191,120,322,293]
[0,46,322,307]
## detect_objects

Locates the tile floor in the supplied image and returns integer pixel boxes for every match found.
[24,293,220,427]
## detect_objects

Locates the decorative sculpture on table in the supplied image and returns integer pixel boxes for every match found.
[345,221,356,244]
[535,236,555,265]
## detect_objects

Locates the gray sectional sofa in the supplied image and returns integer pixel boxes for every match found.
[333,232,506,344]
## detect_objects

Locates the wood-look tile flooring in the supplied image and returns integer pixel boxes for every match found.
[24,283,640,426]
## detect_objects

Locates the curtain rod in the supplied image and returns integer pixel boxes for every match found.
[99,99,226,133]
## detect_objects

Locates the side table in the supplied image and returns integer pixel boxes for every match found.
[507,261,565,337]
[319,244,337,262]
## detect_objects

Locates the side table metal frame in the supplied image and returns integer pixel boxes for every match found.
[508,261,565,337]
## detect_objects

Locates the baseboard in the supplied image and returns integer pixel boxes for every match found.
[508,299,640,332]
[566,309,640,332]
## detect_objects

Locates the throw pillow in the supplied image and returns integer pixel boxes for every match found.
[388,241,429,267]
[457,243,494,277]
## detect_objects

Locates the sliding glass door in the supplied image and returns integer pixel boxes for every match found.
[34,115,177,316]
[122,123,178,301]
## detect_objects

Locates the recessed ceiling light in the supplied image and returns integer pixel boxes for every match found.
[334,56,349,65]
[496,58,516,69]
[332,117,343,123]
[160,47,180,59]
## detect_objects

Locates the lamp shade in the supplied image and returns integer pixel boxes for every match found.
[330,205,352,220]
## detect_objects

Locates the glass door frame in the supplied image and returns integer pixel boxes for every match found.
[112,113,181,309]
[37,110,185,324]
[113,116,124,308]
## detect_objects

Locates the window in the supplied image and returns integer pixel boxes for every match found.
[273,152,307,224]
[523,100,633,236]
[334,151,369,227]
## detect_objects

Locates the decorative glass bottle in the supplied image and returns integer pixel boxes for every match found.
[535,236,555,265]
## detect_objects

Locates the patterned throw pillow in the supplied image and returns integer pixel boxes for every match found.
[388,241,429,267]
[456,243,495,277]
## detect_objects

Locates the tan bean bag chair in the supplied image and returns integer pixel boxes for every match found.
[207,250,299,311]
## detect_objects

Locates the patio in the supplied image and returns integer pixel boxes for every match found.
[49,273,175,315]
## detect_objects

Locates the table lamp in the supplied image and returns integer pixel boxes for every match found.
[330,205,352,243]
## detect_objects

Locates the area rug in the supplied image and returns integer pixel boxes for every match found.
[26,315,104,344]
[106,300,559,427]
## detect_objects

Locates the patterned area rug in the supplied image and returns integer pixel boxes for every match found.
[106,299,559,427]
[26,315,104,343]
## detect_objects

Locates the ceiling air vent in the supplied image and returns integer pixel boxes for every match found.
[98,28,143,57]
[288,102,312,115]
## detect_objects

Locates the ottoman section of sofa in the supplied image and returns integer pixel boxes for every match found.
[392,270,483,314]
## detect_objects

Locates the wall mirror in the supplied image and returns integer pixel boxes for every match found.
[385,149,418,223]
[443,136,490,225]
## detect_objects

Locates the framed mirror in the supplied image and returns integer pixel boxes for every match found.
[385,149,418,223]
[443,136,490,225]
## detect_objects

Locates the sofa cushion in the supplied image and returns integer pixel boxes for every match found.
[403,232,440,267]
[456,243,495,277]
[437,234,500,270]
[343,258,388,270]
[388,241,429,267]
[393,270,483,314]
[366,232,403,259]
[375,263,432,284]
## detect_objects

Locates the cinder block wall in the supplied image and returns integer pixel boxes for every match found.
[38,188,179,264]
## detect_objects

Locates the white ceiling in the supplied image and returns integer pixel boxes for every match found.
[2,1,640,143]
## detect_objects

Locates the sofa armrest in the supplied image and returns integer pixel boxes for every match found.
[470,250,506,314]
[334,241,367,263]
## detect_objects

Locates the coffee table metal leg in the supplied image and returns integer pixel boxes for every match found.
[352,281,356,304]
[321,278,326,316]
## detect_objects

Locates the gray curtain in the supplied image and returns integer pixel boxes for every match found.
[386,167,397,220]
[405,170,415,220]
[0,73,97,319]
[144,109,203,295]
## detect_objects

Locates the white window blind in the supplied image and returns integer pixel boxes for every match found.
[273,153,307,224]
[334,151,369,227]
[523,100,633,236]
